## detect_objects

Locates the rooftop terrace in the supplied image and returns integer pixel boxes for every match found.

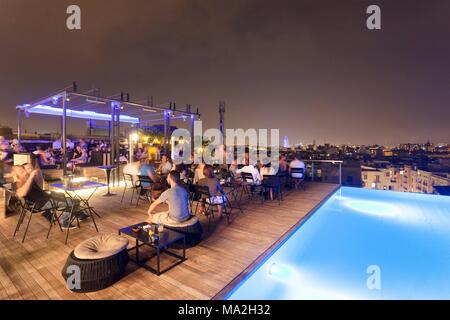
[0,183,337,300]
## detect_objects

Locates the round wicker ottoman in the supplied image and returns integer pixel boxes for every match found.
[61,234,129,293]
[162,216,203,248]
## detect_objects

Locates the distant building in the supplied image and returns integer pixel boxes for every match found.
[283,136,289,148]
[362,164,450,194]
[361,165,398,190]
[397,166,450,194]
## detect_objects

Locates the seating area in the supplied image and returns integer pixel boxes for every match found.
[0,181,338,299]
[0,88,334,298]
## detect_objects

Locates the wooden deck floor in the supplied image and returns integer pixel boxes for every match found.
[0,183,338,300]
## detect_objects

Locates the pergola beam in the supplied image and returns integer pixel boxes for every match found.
[17,85,202,179]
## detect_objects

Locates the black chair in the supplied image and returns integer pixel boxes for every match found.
[290,168,305,190]
[261,174,283,205]
[240,172,261,199]
[49,191,99,244]
[135,175,154,207]
[121,173,138,204]
[191,184,229,231]
[13,195,62,243]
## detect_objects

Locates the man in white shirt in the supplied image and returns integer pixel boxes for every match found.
[289,154,306,179]
[237,162,262,186]
[158,155,173,175]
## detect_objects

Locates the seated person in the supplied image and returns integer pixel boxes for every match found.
[278,155,289,175]
[260,161,276,179]
[175,163,189,184]
[228,159,242,182]
[34,146,54,167]
[260,161,277,200]
[289,154,306,178]
[289,154,306,189]
[157,155,173,175]
[138,159,161,183]
[138,159,165,199]
[198,164,226,216]
[193,162,205,184]
[147,171,192,225]
[23,161,44,190]
[0,141,13,165]
[237,159,262,186]
[12,141,25,154]
[45,147,56,165]
[67,145,88,169]
[134,148,143,161]
[13,164,80,229]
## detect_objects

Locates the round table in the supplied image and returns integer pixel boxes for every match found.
[97,165,117,196]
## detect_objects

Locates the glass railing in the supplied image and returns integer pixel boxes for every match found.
[303,160,344,185]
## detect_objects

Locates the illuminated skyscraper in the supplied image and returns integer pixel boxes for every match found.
[283,136,289,148]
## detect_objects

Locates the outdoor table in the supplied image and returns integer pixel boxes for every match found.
[97,165,117,196]
[119,222,186,275]
[50,181,106,244]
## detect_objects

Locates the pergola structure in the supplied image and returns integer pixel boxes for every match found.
[16,83,200,178]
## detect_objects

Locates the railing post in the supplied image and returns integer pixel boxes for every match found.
[339,162,342,185]
[311,162,315,182]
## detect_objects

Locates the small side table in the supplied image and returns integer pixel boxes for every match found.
[119,222,186,275]
[97,165,117,197]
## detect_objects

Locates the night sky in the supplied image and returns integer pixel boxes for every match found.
[1,0,449,145]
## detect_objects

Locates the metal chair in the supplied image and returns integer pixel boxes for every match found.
[13,196,62,243]
[49,191,99,244]
[121,173,138,204]
[261,174,283,205]
[135,175,154,207]
[240,172,261,199]
[290,167,306,190]
[191,184,229,231]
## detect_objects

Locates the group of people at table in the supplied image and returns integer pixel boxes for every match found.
[123,153,306,228]
[0,135,113,170]
[0,136,112,229]
[1,133,307,234]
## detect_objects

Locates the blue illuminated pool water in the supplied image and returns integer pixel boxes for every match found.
[226,187,450,299]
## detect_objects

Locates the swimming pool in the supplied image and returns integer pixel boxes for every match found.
[225,187,450,299]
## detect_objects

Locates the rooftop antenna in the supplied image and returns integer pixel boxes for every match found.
[219,101,225,137]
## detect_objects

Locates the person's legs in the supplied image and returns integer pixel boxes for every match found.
[47,197,79,228]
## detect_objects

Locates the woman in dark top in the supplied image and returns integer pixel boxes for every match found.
[198,164,226,216]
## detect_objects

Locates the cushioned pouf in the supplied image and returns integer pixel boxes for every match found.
[61,234,129,293]
[163,215,203,249]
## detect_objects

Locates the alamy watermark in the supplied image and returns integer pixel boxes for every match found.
[366,264,382,290]
[66,265,81,290]
[66,5,81,30]
[366,5,381,30]
[66,4,381,31]
[169,121,280,172]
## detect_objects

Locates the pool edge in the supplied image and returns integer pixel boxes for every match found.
[212,184,341,300]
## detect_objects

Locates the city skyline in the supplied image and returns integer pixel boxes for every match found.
[1,0,450,145]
